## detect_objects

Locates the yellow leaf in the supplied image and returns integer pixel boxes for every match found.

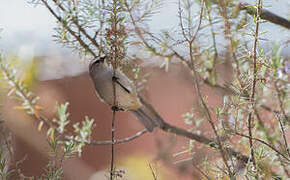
[50,129,55,141]
[120,154,167,180]
[38,121,44,131]
[34,111,40,119]
[14,106,27,110]
[22,57,39,88]
[34,105,43,110]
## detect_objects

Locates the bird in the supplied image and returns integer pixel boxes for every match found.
[89,56,164,132]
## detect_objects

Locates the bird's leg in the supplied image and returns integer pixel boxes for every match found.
[112,76,119,82]
[111,105,124,111]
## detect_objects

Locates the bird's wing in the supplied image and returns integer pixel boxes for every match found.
[114,70,136,95]
[114,78,131,93]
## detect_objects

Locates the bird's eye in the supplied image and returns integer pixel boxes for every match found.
[95,56,106,64]
[99,56,106,62]
[94,60,101,64]
[89,56,106,71]
[91,56,105,65]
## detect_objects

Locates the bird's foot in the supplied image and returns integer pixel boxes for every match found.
[112,76,119,82]
[111,105,124,111]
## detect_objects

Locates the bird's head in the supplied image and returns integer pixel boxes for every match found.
[89,56,106,72]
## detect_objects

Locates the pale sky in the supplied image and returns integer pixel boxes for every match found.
[0,0,56,57]
[0,0,289,58]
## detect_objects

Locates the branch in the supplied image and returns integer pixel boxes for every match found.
[209,0,290,29]
[255,109,290,177]
[205,1,218,73]
[160,122,249,163]
[239,2,290,29]
[51,0,102,51]
[88,113,250,164]
[88,129,148,145]
[184,0,233,176]
[276,115,290,158]
[217,0,244,88]
[274,81,290,157]
[245,0,262,173]
[235,132,290,162]
[40,0,98,58]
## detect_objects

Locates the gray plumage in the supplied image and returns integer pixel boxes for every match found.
[89,57,164,132]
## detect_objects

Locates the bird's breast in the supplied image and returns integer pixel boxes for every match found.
[94,79,141,111]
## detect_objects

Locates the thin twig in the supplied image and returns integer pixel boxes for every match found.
[239,2,290,29]
[205,0,218,73]
[88,129,147,145]
[110,110,116,180]
[235,132,290,162]
[148,163,158,180]
[217,0,243,88]
[245,0,262,174]
[206,0,290,29]
[254,108,290,176]
[110,1,119,179]
[40,0,98,58]
[160,122,249,163]
[191,0,205,44]
[178,1,190,43]
[276,115,290,158]
[274,81,290,158]
[192,163,212,180]
[182,0,233,176]
[51,0,102,51]
[1,64,55,129]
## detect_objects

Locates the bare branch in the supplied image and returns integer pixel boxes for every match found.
[88,129,147,145]
[276,115,290,158]
[40,0,98,58]
[245,0,262,173]
[208,0,290,29]
[51,0,102,51]
[235,132,290,162]
[148,163,158,180]
[160,121,249,164]
[239,2,290,29]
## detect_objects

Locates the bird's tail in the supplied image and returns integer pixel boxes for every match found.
[132,97,165,132]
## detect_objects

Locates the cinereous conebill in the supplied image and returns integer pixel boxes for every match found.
[89,56,164,132]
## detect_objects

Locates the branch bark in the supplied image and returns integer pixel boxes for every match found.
[88,129,148,145]
[209,0,290,29]
[239,2,290,29]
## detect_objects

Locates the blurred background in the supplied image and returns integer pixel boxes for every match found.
[0,0,289,179]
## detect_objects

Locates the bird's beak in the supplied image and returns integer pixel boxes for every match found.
[98,56,106,63]
[89,56,106,69]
